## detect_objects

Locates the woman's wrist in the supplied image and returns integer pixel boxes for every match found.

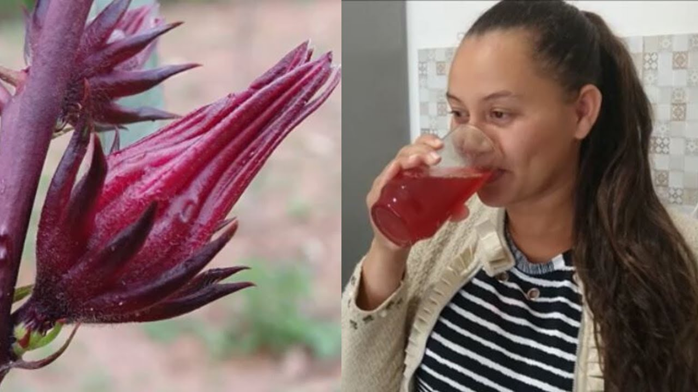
[355,239,410,311]
[369,238,410,266]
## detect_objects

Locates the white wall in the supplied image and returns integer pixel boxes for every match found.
[406,1,698,140]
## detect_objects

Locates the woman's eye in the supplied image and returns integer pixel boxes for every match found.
[449,110,467,121]
[490,110,511,121]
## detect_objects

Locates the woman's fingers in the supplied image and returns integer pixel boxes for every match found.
[397,144,441,167]
[398,152,436,171]
[415,133,444,149]
[397,142,438,159]
[367,137,444,213]
[377,160,400,190]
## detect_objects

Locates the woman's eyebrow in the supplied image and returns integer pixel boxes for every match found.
[446,90,522,102]
[482,90,522,101]
[445,92,462,102]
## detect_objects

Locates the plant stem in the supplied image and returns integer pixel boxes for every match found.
[0,0,93,381]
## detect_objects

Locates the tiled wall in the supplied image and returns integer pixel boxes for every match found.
[417,33,698,214]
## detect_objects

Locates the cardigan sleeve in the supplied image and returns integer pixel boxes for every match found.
[340,243,425,392]
[340,197,488,392]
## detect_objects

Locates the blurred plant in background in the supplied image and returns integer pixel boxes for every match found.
[142,258,341,361]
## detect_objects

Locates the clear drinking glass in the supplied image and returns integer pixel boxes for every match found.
[371,124,501,247]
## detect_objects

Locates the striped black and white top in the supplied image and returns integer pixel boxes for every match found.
[414,228,582,392]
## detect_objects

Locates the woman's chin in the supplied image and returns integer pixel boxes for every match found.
[477,191,507,208]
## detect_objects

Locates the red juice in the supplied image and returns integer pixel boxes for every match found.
[371,166,491,247]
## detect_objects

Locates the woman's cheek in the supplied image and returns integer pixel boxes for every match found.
[497,129,532,170]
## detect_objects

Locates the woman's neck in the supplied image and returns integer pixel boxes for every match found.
[506,178,575,263]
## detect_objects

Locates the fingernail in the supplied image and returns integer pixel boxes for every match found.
[429,152,440,162]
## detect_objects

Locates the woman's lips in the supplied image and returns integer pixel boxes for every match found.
[486,169,505,183]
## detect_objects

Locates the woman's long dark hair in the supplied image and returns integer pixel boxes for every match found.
[466,1,698,390]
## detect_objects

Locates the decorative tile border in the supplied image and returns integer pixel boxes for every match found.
[417,33,698,213]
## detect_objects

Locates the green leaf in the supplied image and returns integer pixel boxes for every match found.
[32,321,63,350]
[13,284,33,303]
[12,320,65,357]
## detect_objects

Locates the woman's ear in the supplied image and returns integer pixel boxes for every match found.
[573,84,602,140]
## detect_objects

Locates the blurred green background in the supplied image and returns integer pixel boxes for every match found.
[0,0,341,391]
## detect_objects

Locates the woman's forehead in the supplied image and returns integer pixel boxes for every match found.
[448,30,554,103]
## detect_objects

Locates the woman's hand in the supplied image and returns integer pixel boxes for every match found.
[366,133,470,252]
[356,134,470,311]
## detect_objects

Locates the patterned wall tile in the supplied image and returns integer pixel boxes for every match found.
[674,52,688,69]
[688,139,698,154]
[672,103,687,121]
[644,52,659,70]
[690,35,698,49]
[657,186,670,200]
[690,51,698,69]
[687,156,698,171]
[659,35,674,52]
[674,35,689,51]
[671,121,685,137]
[689,70,698,86]
[656,121,670,136]
[671,155,685,171]
[686,189,698,205]
[416,33,698,213]
[669,187,684,204]
[645,36,660,52]
[673,87,687,103]
[418,61,427,76]
[652,136,670,154]
[644,69,658,85]
[436,61,446,75]
[654,170,669,187]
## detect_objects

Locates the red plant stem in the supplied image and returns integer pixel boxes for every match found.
[0,0,94,381]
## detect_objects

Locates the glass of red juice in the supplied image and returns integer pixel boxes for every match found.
[371,124,500,247]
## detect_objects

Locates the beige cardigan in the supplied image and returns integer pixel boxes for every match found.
[341,197,698,392]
